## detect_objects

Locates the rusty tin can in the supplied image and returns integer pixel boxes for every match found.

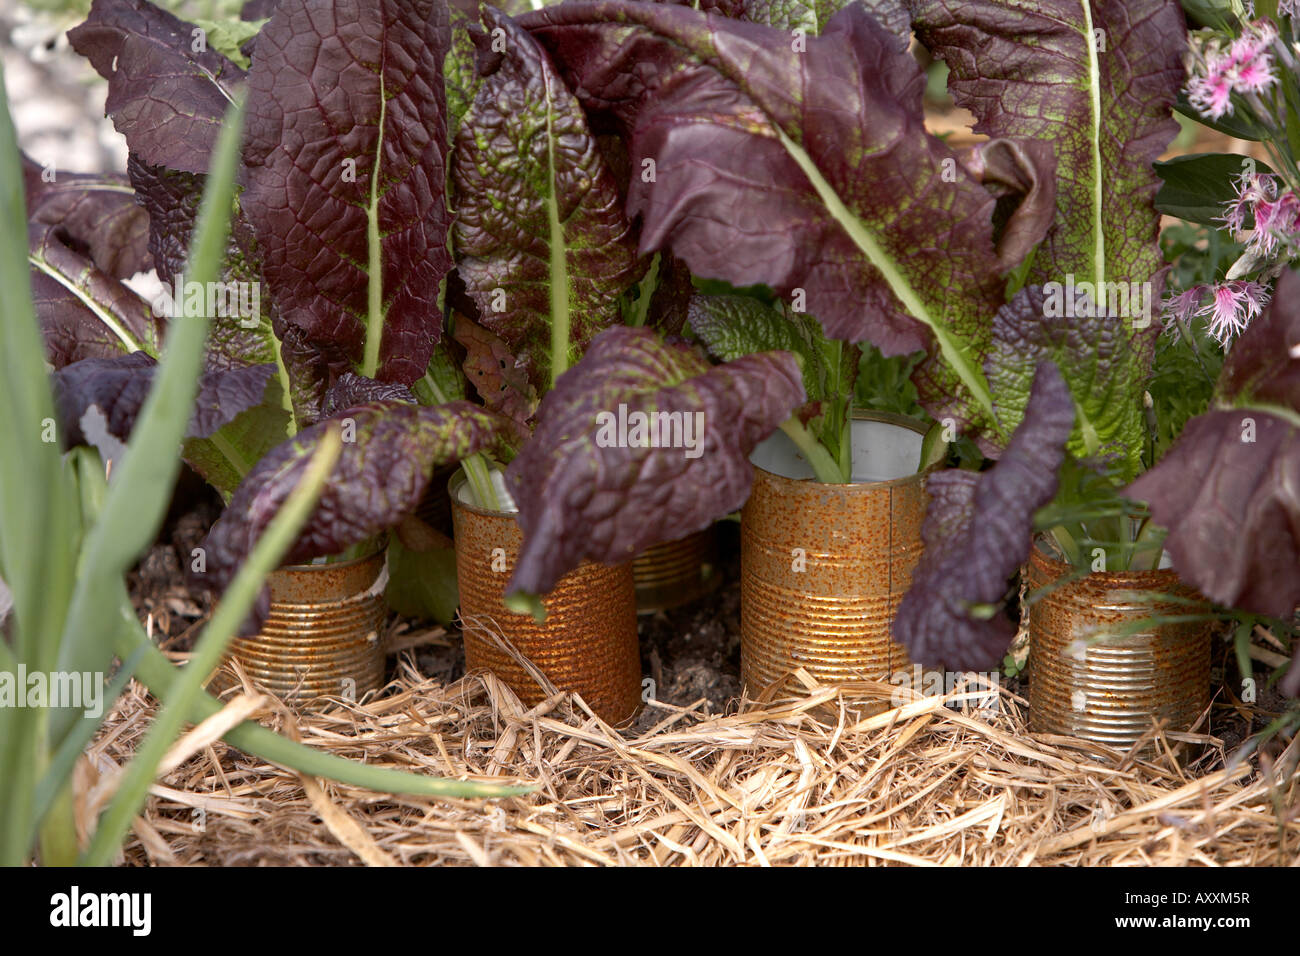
[229,549,388,700]
[633,527,721,614]
[449,472,642,725]
[740,412,928,693]
[1027,543,1211,751]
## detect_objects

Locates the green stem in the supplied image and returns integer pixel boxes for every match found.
[273,338,298,437]
[111,610,528,799]
[362,70,388,380]
[545,76,570,388]
[779,417,847,483]
[81,427,345,865]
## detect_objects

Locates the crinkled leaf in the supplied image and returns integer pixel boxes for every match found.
[986,284,1145,476]
[894,363,1075,670]
[686,292,850,437]
[453,315,538,437]
[522,1,1054,446]
[452,9,644,391]
[1128,270,1300,619]
[504,326,805,597]
[739,0,909,40]
[242,0,453,385]
[197,400,514,596]
[126,159,276,372]
[322,372,417,417]
[51,352,277,445]
[906,0,1184,471]
[68,0,247,174]
[29,224,160,369]
[26,167,151,280]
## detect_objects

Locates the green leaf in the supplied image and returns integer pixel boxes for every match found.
[1155,153,1273,226]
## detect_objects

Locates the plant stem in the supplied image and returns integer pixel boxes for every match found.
[423,365,502,512]
[462,452,502,512]
[111,611,529,798]
[362,70,388,379]
[81,427,345,865]
[779,417,847,483]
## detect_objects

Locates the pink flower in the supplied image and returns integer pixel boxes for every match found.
[1161,286,1206,326]
[1197,280,1270,344]
[1244,190,1300,257]
[1186,64,1235,119]
[1185,21,1280,119]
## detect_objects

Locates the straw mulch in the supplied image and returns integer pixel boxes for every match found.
[84,637,1299,867]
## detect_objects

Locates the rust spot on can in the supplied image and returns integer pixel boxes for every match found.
[1027,544,1211,752]
[740,415,928,693]
[229,549,387,700]
[633,527,721,614]
[450,473,642,726]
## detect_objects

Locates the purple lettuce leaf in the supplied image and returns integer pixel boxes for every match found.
[275,324,355,427]
[25,164,151,281]
[51,352,277,445]
[128,156,280,371]
[29,223,162,369]
[906,0,1185,477]
[241,0,453,385]
[451,9,645,392]
[68,0,247,174]
[737,0,910,41]
[504,326,805,598]
[1128,270,1300,621]
[520,1,1054,448]
[894,362,1075,670]
[196,401,515,603]
[321,372,417,417]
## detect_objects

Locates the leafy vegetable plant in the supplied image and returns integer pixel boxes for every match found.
[1,70,522,866]
[505,0,1190,669]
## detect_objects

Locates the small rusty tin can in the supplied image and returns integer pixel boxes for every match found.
[230,549,388,700]
[740,412,929,693]
[633,527,721,614]
[450,472,642,725]
[1027,543,1211,751]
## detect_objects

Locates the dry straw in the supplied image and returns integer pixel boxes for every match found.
[85,629,1298,866]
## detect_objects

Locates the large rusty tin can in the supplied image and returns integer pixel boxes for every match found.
[1027,543,1211,751]
[633,527,720,614]
[449,472,642,725]
[229,549,388,700]
[740,413,928,693]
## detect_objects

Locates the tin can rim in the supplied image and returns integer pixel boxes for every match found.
[752,410,938,490]
[448,468,521,521]
[277,544,386,575]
